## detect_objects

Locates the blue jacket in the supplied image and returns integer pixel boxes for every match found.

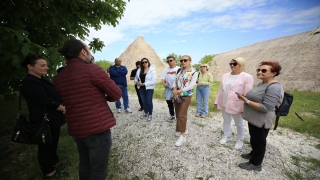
[109,65,128,87]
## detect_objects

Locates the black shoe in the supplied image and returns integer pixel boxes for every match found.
[139,108,143,111]
[239,162,262,171]
[241,153,253,160]
[43,171,68,179]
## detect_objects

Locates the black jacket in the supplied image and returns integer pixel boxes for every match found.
[21,74,65,128]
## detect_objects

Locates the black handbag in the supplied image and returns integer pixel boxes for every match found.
[11,91,52,144]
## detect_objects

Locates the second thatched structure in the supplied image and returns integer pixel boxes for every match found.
[209,27,320,92]
[118,36,167,84]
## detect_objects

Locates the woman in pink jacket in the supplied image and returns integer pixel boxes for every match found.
[214,57,253,150]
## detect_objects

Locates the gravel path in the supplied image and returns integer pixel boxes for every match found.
[108,93,320,180]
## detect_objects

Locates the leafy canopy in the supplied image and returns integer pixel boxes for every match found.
[0,0,128,96]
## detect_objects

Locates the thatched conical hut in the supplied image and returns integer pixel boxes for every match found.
[209,27,320,92]
[118,36,167,84]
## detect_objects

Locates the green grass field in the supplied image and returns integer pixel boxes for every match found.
[0,82,319,179]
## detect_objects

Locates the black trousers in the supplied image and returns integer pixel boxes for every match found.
[38,126,61,174]
[248,122,270,166]
[135,85,143,109]
[166,100,175,116]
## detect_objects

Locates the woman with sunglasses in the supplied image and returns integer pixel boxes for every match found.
[134,58,157,121]
[237,61,284,171]
[195,64,214,118]
[214,57,254,150]
[172,55,198,146]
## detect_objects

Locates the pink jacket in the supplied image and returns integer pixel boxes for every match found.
[214,72,253,114]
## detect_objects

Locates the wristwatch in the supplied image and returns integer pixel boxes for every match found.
[246,100,251,105]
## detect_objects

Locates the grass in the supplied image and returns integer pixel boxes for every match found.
[0,82,319,179]
[284,155,320,180]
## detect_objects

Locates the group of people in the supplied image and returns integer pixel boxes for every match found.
[19,38,284,179]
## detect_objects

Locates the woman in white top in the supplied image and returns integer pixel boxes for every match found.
[172,55,198,147]
[214,57,253,150]
[134,58,157,122]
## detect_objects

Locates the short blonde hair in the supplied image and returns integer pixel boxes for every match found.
[232,57,246,72]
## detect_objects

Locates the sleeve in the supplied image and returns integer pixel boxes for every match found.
[160,69,167,80]
[109,65,128,77]
[201,73,214,86]
[244,74,254,94]
[181,72,198,92]
[145,69,157,87]
[134,68,141,84]
[22,78,60,110]
[90,65,122,102]
[258,84,282,112]
[214,74,224,104]
[130,69,135,78]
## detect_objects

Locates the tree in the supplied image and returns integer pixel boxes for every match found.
[95,60,113,71]
[0,0,128,96]
[199,54,215,65]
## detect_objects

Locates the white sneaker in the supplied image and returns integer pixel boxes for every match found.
[140,114,148,119]
[147,115,152,122]
[125,108,132,113]
[175,135,186,147]
[175,129,189,137]
[234,140,244,150]
[117,109,121,113]
[219,136,228,144]
[167,116,175,121]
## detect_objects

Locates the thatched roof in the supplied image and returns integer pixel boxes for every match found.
[209,27,320,92]
[118,36,167,84]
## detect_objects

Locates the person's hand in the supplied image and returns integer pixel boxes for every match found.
[197,81,201,85]
[173,94,179,100]
[237,94,248,102]
[136,82,144,86]
[172,89,181,95]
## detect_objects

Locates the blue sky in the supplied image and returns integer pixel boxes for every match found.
[88,0,320,64]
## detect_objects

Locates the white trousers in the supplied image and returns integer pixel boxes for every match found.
[221,110,245,140]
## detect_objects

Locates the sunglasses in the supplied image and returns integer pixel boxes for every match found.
[141,61,148,64]
[229,62,238,66]
[200,66,207,68]
[256,68,269,73]
[167,60,174,63]
[180,59,189,63]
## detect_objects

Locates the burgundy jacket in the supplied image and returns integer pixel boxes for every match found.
[53,58,121,138]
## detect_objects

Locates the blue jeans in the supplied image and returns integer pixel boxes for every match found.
[138,87,154,115]
[115,84,129,109]
[73,130,112,180]
[196,85,210,115]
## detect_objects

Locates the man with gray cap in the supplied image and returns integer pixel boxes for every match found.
[130,61,143,111]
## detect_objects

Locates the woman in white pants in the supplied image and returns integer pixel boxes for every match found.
[214,57,253,150]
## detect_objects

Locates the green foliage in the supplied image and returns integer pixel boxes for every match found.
[0,0,128,96]
[199,54,215,65]
[95,60,113,71]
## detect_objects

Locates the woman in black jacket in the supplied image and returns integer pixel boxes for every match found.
[20,55,66,179]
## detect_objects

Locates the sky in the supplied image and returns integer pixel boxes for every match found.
[89,0,320,64]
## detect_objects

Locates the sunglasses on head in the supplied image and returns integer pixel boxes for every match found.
[200,66,207,68]
[141,61,148,64]
[256,68,268,73]
[229,62,238,66]
[180,59,189,63]
[167,60,174,63]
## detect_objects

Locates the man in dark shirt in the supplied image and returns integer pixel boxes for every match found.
[109,58,132,113]
[130,61,143,111]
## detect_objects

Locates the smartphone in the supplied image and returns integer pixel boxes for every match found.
[235,92,241,96]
